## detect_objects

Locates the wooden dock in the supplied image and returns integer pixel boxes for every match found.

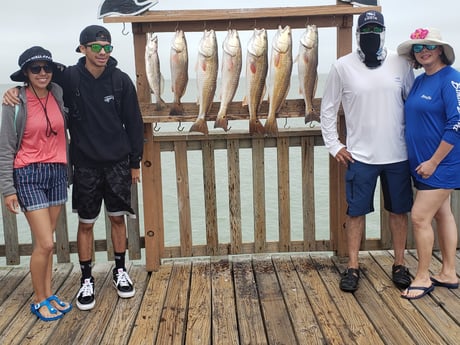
[0,250,459,345]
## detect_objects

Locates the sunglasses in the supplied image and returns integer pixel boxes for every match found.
[85,43,114,53]
[412,44,438,53]
[359,26,385,34]
[28,64,53,74]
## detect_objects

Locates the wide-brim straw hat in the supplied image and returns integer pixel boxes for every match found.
[397,27,455,65]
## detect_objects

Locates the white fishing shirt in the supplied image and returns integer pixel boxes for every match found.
[320,50,414,164]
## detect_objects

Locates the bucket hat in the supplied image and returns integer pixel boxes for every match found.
[10,46,62,82]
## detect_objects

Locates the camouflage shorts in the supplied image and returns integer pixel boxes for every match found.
[71,159,135,222]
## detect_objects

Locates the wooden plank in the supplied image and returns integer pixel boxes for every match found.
[291,255,355,344]
[105,208,114,261]
[128,263,173,345]
[185,259,212,345]
[202,141,219,256]
[0,267,28,305]
[252,139,266,252]
[210,258,239,345]
[301,136,316,250]
[46,262,112,345]
[277,138,290,252]
[227,139,242,254]
[156,261,191,345]
[252,255,297,344]
[20,264,79,345]
[141,123,157,270]
[335,255,417,345]
[104,5,380,26]
[174,142,192,257]
[368,251,454,344]
[127,185,142,260]
[100,266,149,345]
[313,256,385,345]
[1,198,19,265]
[55,205,70,263]
[232,255,267,344]
[272,255,324,344]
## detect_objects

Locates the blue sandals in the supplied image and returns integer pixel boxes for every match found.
[30,295,72,322]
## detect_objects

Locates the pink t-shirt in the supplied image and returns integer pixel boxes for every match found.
[14,88,67,168]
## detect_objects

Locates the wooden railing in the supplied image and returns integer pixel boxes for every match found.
[2,4,459,271]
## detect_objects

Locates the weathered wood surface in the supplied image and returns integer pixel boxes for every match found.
[1,250,459,345]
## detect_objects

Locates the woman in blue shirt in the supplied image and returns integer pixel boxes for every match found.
[397,28,460,299]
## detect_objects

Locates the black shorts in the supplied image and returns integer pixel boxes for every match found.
[72,159,135,223]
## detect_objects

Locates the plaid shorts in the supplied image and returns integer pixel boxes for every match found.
[14,163,68,212]
[72,159,135,223]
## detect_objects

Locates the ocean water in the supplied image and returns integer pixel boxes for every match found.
[0,76,381,266]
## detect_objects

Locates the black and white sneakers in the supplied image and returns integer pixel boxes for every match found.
[113,268,136,298]
[76,277,95,311]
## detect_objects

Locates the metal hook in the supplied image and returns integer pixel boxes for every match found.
[175,22,179,32]
[254,19,257,29]
[283,117,290,129]
[227,20,232,30]
[153,122,160,132]
[122,23,129,36]
[177,121,185,132]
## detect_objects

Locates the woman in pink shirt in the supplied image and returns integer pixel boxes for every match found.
[0,46,71,321]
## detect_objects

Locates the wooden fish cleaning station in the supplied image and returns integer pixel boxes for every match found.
[1,3,459,345]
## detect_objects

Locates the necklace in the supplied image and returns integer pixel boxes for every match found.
[31,85,57,137]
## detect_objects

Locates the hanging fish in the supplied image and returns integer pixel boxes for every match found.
[265,25,293,136]
[170,30,189,115]
[244,28,268,136]
[145,32,166,110]
[297,25,318,123]
[190,29,218,135]
[215,29,242,131]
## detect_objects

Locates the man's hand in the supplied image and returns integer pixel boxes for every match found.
[2,87,20,106]
[131,168,141,184]
[335,147,354,166]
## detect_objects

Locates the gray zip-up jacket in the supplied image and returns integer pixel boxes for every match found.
[0,83,69,197]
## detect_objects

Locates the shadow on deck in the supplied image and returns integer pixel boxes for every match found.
[0,250,459,345]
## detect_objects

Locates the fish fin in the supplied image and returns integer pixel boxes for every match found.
[155,98,167,111]
[190,118,209,135]
[169,102,184,115]
[249,118,265,136]
[264,117,278,136]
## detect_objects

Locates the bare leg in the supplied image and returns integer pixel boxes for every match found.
[402,189,451,298]
[26,208,60,318]
[346,215,365,269]
[109,215,127,253]
[432,195,458,284]
[77,221,95,261]
[389,212,408,266]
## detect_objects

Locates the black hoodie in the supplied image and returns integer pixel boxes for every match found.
[56,56,143,169]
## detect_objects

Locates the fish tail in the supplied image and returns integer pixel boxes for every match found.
[249,118,265,136]
[190,118,209,135]
[214,113,229,131]
[155,97,167,111]
[169,102,184,115]
[264,116,278,136]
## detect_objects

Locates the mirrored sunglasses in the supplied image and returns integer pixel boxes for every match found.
[85,43,114,53]
[412,44,438,53]
[359,26,385,34]
[28,64,53,74]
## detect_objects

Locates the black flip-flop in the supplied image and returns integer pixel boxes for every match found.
[430,277,459,289]
[401,284,434,300]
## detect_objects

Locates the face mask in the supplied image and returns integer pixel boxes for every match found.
[356,31,387,68]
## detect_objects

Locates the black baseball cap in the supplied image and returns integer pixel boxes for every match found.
[76,25,112,52]
[357,10,385,30]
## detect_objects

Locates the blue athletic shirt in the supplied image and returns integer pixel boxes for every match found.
[404,66,460,188]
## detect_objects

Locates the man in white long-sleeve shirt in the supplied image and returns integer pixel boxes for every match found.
[320,10,415,292]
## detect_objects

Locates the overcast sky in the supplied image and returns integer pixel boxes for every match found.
[0,0,457,84]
